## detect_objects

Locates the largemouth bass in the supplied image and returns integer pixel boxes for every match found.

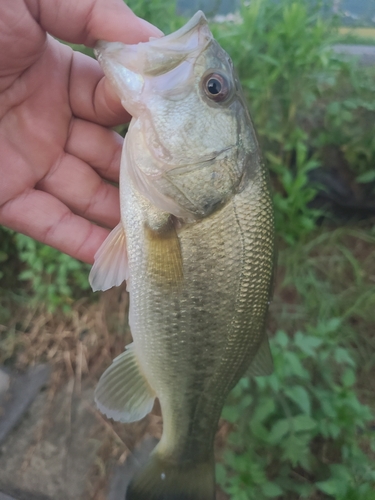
[90,11,275,500]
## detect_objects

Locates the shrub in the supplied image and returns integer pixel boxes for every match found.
[13,234,90,312]
[218,324,375,500]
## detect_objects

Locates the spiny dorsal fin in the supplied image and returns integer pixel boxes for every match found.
[89,222,128,292]
[95,343,155,423]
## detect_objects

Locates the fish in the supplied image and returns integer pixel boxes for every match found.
[89,10,275,500]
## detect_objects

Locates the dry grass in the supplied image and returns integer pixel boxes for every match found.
[0,285,165,498]
[338,27,375,41]
[0,286,129,388]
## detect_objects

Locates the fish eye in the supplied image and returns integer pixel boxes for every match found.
[203,72,230,102]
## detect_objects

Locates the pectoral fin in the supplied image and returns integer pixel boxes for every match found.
[95,343,155,423]
[89,222,128,292]
[145,217,183,285]
[248,336,274,377]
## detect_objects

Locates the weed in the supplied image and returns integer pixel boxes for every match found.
[126,0,184,34]
[14,234,91,312]
[218,325,375,500]
[315,61,375,190]
[218,224,375,499]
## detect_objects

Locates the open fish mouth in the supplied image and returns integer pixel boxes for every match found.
[94,12,212,117]
[94,11,211,76]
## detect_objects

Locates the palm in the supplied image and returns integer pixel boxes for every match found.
[0,0,160,263]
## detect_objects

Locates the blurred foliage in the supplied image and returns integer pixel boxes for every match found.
[127,0,185,34]
[14,234,91,312]
[218,325,375,500]
[315,61,375,185]
[1,0,375,498]
[0,228,91,312]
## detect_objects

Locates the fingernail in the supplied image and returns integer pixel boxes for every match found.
[137,17,164,37]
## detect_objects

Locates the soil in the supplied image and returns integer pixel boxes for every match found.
[0,384,98,499]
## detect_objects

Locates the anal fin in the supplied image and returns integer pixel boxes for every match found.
[95,343,155,423]
[248,335,274,377]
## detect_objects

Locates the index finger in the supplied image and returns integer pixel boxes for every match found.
[0,188,112,263]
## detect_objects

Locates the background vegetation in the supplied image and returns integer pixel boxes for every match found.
[1,0,375,499]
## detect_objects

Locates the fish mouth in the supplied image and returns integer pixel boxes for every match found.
[94,11,212,114]
[94,11,210,75]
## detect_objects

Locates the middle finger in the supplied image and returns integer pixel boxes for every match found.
[65,118,123,183]
[36,151,120,229]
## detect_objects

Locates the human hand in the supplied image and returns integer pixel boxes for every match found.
[0,0,162,263]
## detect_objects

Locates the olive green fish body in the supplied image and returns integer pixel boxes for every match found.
[89,11,275,500]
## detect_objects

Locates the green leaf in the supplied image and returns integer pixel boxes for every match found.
[275,330,289,348]
[215,463,226,486]
[334,347,355,367]
[222,405,241,424]
[252,398,276,424]
[0,251,8,263]
[294,332,322,356]
[292,414,317,432]
[283,351,308,378]
[249,420,270,441]
[284,386,311,415]
[281,433,311,466]
[357,170,375,183]
[342,368,356,388]
[327,422,341,439]
[325,317,342,333]
[261,482,283,497]
[268,418,290,444]
[316,479,341,495]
